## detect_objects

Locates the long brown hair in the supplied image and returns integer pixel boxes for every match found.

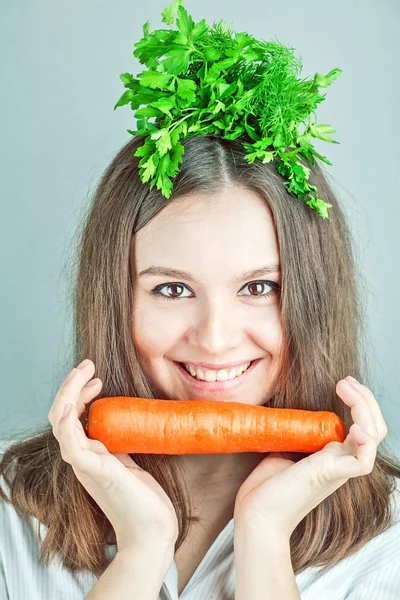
[1,134,399,578]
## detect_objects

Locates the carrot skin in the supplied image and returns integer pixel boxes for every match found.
[86,396,346,454]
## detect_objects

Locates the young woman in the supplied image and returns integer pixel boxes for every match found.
[1,134,400,600]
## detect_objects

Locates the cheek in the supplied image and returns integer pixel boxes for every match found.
[251,306,283,356]
[132,302,185,356]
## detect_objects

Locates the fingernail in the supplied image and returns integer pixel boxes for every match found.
[86,378,99,387]
[63,404,72,418]
[78,359,91,369]
[347,376,359,385]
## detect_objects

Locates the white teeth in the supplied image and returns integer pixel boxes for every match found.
[184,361,251,381]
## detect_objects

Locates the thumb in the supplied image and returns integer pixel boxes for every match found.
[243,454,295,492]
[256,454,295,476]
[112,453,144,470]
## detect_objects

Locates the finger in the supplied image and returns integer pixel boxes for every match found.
[336,379,380,442]
[338,423,378,478]
[50,360,95,415]
[58,403,118,481]
[347,378,388,441]
[56,403,91,463]
[340,377,387,442]
[48,360,97,426]
[52,371,99,426]
[77,378,102,416]
[75,381,102,430]
[351,423,378,466]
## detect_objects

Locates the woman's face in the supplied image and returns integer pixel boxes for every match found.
[131,186,283,406]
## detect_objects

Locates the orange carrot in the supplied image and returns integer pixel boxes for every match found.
[85,396,346,454]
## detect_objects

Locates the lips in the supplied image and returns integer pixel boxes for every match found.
[174,358,261,393]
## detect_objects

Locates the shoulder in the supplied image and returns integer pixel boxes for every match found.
[342,475,400,571]
[339,514,400,598]
[297,477,400,598]
[0,439,41,553]
[344,479,400,572]
[0,439,99,599]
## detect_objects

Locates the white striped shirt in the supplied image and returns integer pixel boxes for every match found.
[1,440,399,599]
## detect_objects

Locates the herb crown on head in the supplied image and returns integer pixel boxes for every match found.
[114,0,342,219]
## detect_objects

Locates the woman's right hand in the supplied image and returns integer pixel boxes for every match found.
[48,359,179,553]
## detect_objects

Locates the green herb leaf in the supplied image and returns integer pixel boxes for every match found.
[115,0,341,218]
[161,0,184,26]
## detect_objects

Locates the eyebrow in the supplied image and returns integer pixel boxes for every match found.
[137,264,280,283]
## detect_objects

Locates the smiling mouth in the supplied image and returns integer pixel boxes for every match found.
[178,360,254,381]
[173,358,261,392]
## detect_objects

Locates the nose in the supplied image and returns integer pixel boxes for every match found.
[186,297,243,356]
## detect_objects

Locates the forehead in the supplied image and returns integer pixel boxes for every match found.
[134,187,278,260]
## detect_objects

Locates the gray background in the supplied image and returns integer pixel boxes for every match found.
[1,1,399,455]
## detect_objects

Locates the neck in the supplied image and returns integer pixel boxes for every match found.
[178,452,265,506]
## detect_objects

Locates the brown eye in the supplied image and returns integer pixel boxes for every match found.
[248,282,265,296]
[167,284,184,297]
[151,282,194,301]
[239,280,280,300]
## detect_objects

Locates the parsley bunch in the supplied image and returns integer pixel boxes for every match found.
[114,0,342,219]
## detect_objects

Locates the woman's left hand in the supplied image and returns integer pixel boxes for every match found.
[233,376,388,540]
